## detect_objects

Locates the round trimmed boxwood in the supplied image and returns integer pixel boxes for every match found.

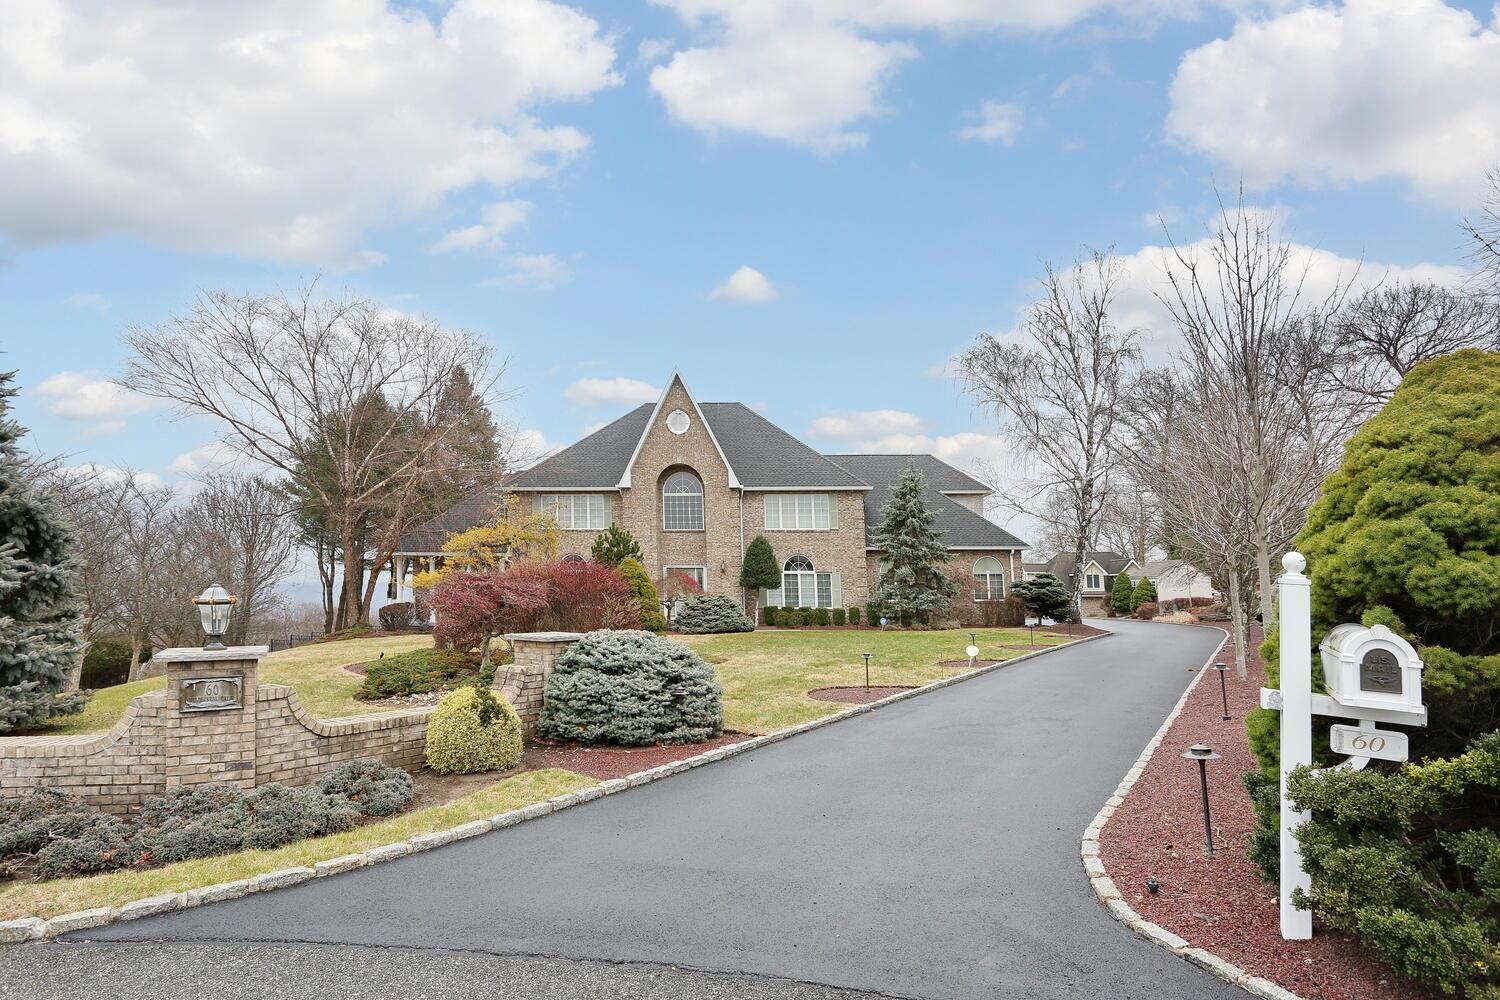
[425,685,524,774]
[538,630,723,745]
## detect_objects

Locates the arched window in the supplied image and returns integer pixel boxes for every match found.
[662,470,704,530]
[561,553,586,565]
[782,555,815,608]
[973,556,1005,601]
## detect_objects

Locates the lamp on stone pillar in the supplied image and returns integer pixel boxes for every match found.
[192,584,237,651]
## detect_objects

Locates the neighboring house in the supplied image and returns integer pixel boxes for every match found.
[1141,558,1218,603]
[393,372,1028,626]
[1023,550,1143,616]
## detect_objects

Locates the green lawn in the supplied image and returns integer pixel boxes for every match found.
[0,768,592,920]
[45,634,436,735]
[679,627,1074,734]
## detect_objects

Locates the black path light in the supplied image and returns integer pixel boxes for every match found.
[1182,743,1222,857]
[1215,661,1231,721]
[192,584,237,651]
[861,652,872,691]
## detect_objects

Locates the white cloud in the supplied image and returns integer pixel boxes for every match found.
[638,37,675,64]
[501,252,571,289]
[65,292,108,312]
[563,377,660,407]
[649,1,1204,150]
[512,428,562,468]
[34,371,161,435]
[809,409,927,441]
[958,100,1022,145]
[709,265,778,303]
[60,464,168,491]
[1167,0,1500,206]
[0,1,619,264]
[168,441,262,478]
[432,201,531,253]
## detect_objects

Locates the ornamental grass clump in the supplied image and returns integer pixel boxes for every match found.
[424,684,524,774]
[673,594,754,634]
[538,630,723,745]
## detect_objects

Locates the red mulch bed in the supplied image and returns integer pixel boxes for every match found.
[807,685,915,704]
[525,732,750,780]
[1100,627,1435,1000]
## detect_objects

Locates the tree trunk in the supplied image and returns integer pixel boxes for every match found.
[1227,571,1248,680]
[61,639,88,693]
[479,632,493,671]
[337,520,364,631]
[1254,510,1275,627]
[126,634,146,683]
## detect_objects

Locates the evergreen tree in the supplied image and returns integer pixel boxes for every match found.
[1109,572,1134,614]
[590,524,644,567]
[1130,576,1156,609]
[0,372,87,732]
[738,535,780,617]
[1012,573,1071,623]
[616,557,666,631]
[873,466,959,625]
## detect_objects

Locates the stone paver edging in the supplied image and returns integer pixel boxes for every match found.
[1081,625,1308,1000]
[0,632,1104,945]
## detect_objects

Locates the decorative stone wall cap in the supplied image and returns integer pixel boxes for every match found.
[502,631,584,642]
[152,645,270,663]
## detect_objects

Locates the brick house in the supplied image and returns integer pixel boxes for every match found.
[1022,550,1144,616]
[394,373,1028,625]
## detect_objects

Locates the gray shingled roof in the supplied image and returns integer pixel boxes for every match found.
[823,454,1028,550]
[505,404,653,489]
[1039,550,1136,579]
[700,403,868,489]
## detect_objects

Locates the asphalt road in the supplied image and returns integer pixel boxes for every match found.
[15,619,1239,999]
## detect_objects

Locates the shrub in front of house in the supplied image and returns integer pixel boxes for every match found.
[811,608,828,626]
[672,594,754,634]
[1130,577,1157,610]
[866,602,882,626]
[357,648,478,699]
[762,606,778,626]
[977,596,1026,627]
[1,759,416,881]
[848,606,860,626]
[538,630,723,745]
[1134,601,1158,619]
[832,608,846,626]
[425,685,524,774]
[378,602,418,630]
[616,557,667,632]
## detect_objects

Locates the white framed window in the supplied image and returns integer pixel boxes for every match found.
[1085,572,1102,591]
[533,494,610,530]
[664,565,706,589]
[662,470,704,530]
[973,556,1005,601]
[763,493,835,530]
[666,409,691,434]
[771,555,839,608]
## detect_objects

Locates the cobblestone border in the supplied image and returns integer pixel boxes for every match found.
[1081,625,1309,1000]
[0,631,1105,945]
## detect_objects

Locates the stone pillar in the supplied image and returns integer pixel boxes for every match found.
[495,632,581,737]
[154,645,268,792]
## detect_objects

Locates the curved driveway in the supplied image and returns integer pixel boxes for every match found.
[56,620,1238,999]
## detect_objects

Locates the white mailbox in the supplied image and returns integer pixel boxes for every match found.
[1318,623,1424,718]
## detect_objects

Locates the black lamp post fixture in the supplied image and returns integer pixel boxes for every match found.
[1215,661,1231,721]
[861,652,872,691]
[1182,743,1222,857]
[192,584,237,651]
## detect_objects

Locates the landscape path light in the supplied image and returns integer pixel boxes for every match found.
[861,652,872,691]
[1215,661,1231,721]
[192,584,237,651]
[1182,743,1222,857]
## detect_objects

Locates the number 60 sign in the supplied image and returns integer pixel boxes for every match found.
[1329,723,1409,763]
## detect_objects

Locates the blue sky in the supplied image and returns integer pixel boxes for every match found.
[3,0,1496,545]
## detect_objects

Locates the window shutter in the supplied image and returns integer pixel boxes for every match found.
[764,586,783,608]
[830,571,842,609]
[602,496,614,528]
[827,496,838,530]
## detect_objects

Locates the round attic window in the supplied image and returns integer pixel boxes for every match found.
[666,408,691,434]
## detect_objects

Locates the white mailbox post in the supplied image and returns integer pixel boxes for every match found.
[1263,553,1425,941]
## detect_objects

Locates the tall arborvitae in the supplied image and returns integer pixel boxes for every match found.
[0,371,86,731]
[873,466,959,625]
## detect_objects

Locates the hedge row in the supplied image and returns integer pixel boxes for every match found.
[761,607,861,627]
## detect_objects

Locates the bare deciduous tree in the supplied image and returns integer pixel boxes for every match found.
[180,474,298,645]
[1158,196,1350,627]
[122,288,505,630]
[1465,167,1500,297]
[959,250,1141,619]
[1323,281,1498,406]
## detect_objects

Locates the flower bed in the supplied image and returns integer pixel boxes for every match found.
[1098,629,1436,1000]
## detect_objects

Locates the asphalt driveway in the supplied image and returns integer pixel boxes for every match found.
[26,619,1239,999]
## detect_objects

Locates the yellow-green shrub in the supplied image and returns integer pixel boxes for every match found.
[424,686,523,774]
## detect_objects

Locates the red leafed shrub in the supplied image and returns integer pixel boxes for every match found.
[430,571,551,652]
[658,570,704,604]
[378,602,417,630]
[1134,601,1159,619]
[500,561,640,634]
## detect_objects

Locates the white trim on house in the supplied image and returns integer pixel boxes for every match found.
[618,370,742,491]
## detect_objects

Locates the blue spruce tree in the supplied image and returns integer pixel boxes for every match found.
[874,466,959,626]
[0,371,87,731]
